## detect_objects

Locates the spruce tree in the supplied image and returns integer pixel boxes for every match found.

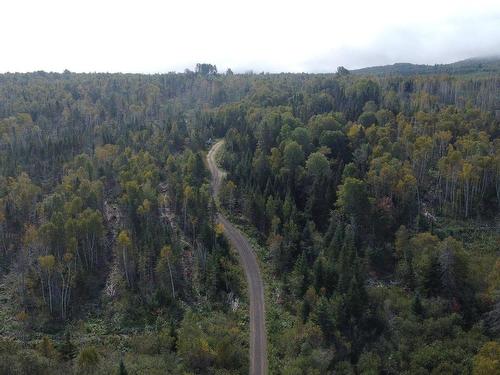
[411,292,424,318]
[327,223,344,261]
[338,225,356,293]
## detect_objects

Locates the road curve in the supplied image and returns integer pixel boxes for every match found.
[207,140,268,375]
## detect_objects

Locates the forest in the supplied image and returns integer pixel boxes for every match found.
[351,56,500,76]
[0,63,498,374]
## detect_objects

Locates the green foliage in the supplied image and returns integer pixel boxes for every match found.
[77,346,99,374]
[208,70,498,373]
[177,311,248,373]
[59,331,77,361]
[336,177,369,224]
[0,67,498,374]
[117,358,128,375]
[358,111,378,126]
[283,141,305,170]
[306,152,329,178]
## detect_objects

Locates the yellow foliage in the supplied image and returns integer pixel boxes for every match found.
[184,185,194,199]
[473,341,500,375]
[215,223,225,236]
[226,180,236,191]
[117,230,132,248]
[95,144,118,162]
[160,245,172,258]
[199,338,213,356]
[137,199,151,215]
[15,310,28,322]
[38,255,56,272]
[22,224,38,247]
[347,124,364,141]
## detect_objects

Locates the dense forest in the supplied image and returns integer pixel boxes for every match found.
[352,56,500,76]
[0,63,499,374]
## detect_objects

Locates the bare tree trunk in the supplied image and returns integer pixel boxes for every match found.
[48,274,53,314]
[167,257,175,299]
[122,247,130,287]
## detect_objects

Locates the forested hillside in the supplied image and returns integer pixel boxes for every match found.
[0,65,499,374]
[351,56,500,76]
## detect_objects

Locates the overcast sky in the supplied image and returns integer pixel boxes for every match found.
[1,0,500,73]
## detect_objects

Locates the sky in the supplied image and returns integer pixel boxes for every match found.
[1,0,500,73]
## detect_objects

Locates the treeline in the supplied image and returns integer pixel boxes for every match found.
[0,68,498,374]
[352,57,500,77]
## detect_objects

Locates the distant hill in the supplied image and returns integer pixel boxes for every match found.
[351,56,500,76]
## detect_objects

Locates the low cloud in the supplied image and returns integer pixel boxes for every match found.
[1,0,499,73]
[303,10,500,72]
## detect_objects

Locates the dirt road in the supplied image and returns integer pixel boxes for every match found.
[207,140,267,375]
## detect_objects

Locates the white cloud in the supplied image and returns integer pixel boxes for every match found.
[1,0,499,73]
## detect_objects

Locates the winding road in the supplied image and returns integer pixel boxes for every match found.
[207,140,268,375]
